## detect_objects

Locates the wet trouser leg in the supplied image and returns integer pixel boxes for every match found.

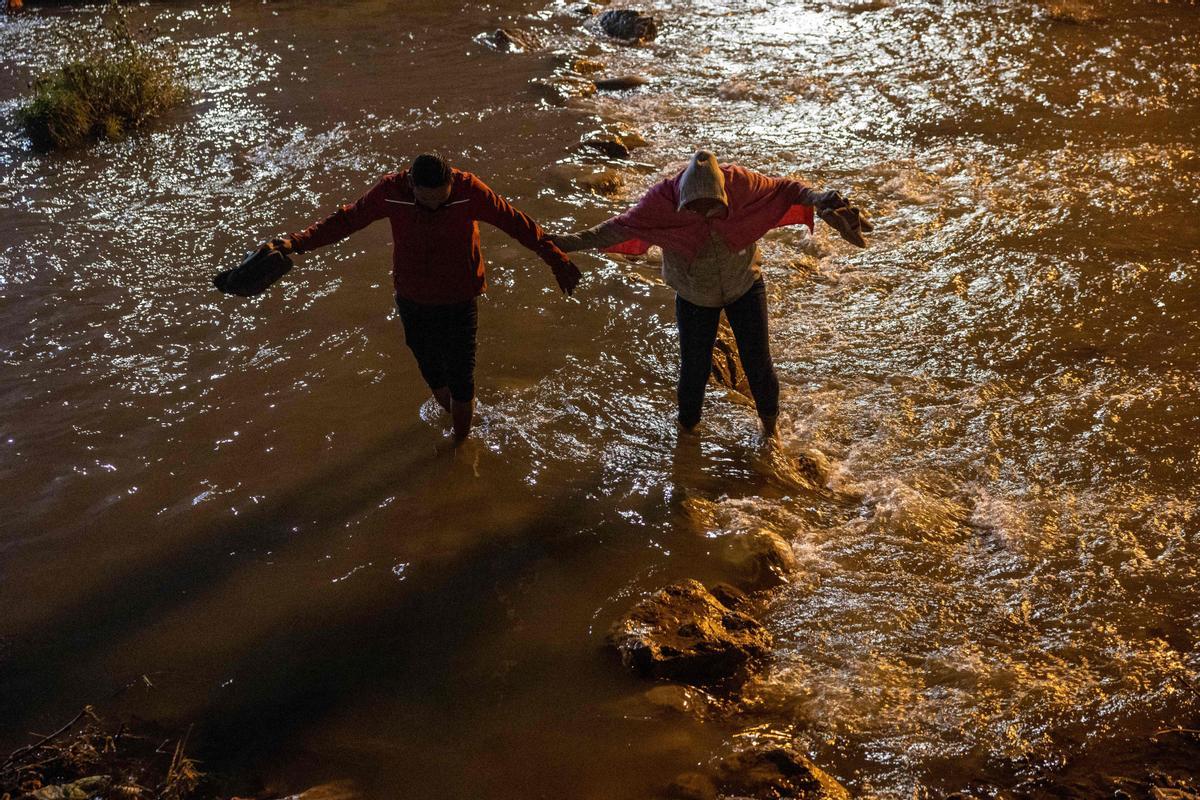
[396,296,479,403]
[724,279,779,420]
[675,293,722,428]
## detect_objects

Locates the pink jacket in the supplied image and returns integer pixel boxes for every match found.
[603,164,816,258]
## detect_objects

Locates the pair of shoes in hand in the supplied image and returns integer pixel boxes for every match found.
[213,243,292,297]
[813,190,873,248]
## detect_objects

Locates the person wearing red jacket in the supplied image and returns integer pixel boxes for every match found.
[261,153,581,441]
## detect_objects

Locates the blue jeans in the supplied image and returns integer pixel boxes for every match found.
[675,279,779,427]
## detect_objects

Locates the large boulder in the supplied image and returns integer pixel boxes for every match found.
[714,744,851,800]
[597,9,659,42]
[608,579,772,684]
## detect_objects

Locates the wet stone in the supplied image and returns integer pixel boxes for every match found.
[597,9,659,42]
[643,684,720,718]
[582,132,632,159]
[271,781,360,800]
[486,28,542,52]
[573,57,607,74]
[594,74,651,90]
[709,582,749,610]
[715,744,850,800]
[608,579,772,684]
[531,74,597,104]
[715,528,797,590]
[577,169,625,196]
[666,771,718,800]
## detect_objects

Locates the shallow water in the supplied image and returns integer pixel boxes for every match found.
[1,0,1198,797]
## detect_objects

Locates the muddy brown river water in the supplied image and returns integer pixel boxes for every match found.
[1,0,1198,797]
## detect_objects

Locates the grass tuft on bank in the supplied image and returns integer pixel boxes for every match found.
[17,2,188,151]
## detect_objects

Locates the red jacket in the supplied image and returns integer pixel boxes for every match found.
[289,169,572,305]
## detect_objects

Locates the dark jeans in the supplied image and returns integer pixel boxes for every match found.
[395,295,479,403]
[675,279,779,427]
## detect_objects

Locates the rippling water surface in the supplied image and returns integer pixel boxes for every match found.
[1,0,1197,797]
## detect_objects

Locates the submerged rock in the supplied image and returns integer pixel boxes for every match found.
[573,57,608,75]
[531,74,597,104]
[577,169,625,196]
[667,771,718,800]
[582,131,633,159]
[486,28,542,52]
[597,9,659,42]
[594,74,651,90]
[279,782,361,800]
[608,579,772,684]
[714,744,850,800]
[715,528,797,589]
[643,684,721,718]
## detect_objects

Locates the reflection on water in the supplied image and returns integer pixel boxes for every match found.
[1,0,1198,797]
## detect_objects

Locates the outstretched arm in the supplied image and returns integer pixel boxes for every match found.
[474,183,582,295]
[282,177,392,254]
[552,218,638,253]
[777,177,873,248]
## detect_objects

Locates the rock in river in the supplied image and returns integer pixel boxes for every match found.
[488,28,542,52]
[594,74,651,90]
[582,131,633,159]
[597,9,659,42]
[714,744,850,800]
[608,579,772,684]
[715,528,798,590]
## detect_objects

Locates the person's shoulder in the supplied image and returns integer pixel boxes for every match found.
[377,171,406,187]
[374,171,413,200]
[454,169,490,192]
[723,164,780,191]
[722,163,758,180]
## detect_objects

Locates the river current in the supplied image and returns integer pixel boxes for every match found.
[1,1,1197,798]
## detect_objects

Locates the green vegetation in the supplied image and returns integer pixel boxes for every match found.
[17,3,188,151]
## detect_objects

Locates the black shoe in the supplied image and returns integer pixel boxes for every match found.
[214,245,293,297]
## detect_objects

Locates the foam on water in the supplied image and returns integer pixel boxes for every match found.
[546,0,1200,793]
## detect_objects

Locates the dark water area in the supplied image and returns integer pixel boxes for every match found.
[2,0,1199,798]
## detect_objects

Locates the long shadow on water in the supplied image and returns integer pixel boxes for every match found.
[0,420,462,739]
